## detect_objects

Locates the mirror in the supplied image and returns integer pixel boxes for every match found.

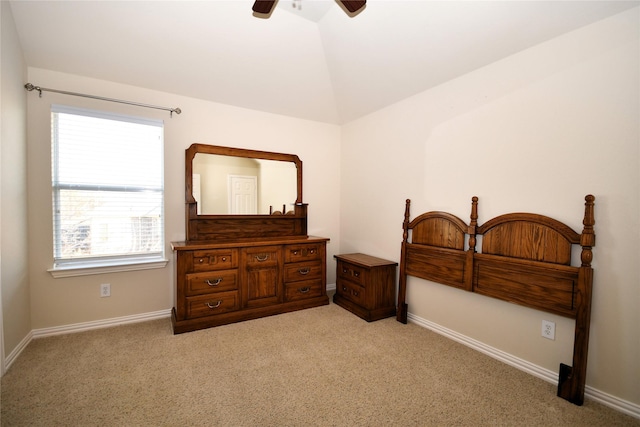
[186,144,302,216]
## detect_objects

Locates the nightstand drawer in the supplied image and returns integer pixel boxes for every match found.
[186,270,238,296]
[337,260,365,286]
[337,279,366,306]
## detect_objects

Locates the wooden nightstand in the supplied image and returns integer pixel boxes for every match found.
[333,253,397,321]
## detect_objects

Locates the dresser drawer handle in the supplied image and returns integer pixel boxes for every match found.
[198,258,205,263]
[342,286,348,292]
[292,250,299,255]
[342,268,348,273]
[205,278,223,287]
[352,290,359,296]
[353,271,360,277]
[298,268,310,275]
[205,301,222,309]
[298,286,311,294]
[309,249,316,254]
[255,254,269,262]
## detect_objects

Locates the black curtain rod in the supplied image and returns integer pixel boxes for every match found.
[24,83,182,117]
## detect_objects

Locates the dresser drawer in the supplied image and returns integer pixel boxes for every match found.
[336,279,366,306]
[337,260,365,286]
[191,249,238,272]
[284,279,324,301]
[285,244,323,263]
[245,246,280,266]
[186,270,238,296]
[186,291,239,318]
[283,260,322,283]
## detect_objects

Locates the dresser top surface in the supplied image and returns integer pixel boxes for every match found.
[172,235,329,251]
[334,253,398,268]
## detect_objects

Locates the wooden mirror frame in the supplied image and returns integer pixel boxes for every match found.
[185,144,308,242]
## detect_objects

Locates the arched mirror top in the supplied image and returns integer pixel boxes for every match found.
[186,144,303,216]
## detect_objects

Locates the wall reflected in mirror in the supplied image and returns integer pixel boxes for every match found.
[193,153,298,215]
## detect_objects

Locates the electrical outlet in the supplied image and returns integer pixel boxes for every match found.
[542,320,555,340]
[100,283,111,298]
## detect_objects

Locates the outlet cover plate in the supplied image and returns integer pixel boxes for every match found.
[542,320,555,340]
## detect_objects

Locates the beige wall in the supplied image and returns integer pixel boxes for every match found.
[341,8,639,405]
[1,0,30,362]
[24,67,341,330]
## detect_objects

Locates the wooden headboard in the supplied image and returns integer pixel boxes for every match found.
[396,195,595,406]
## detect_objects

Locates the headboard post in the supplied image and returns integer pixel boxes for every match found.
[402,199,411,244]
[467,196,479,252]
[397,199,412,324]
[464,196,479,291]
[580,194,596,267]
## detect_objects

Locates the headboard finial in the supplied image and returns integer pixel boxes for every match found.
[580,195,596,267]
[403,199,411,242]
[468,196,479,252]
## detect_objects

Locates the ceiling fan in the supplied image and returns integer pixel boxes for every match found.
[252,0,366,16]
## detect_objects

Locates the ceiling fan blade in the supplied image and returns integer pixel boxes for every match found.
[339,0,366,13]
[252,0,277,14]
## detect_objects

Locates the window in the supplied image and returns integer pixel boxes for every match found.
[50,105,165,276]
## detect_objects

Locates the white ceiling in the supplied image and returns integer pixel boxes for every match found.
[9,0,639,124]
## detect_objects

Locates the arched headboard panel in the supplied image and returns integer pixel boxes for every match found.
[477,213,580,265]
[409,212,468,249]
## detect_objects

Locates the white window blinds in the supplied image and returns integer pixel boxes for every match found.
[51,105,164,269]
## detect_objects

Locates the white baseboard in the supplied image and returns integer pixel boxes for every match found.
[407,312,640,420]
[31,309,172,338]
[5,330,33,371]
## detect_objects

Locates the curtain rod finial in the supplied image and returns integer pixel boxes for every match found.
[24,83,42,97]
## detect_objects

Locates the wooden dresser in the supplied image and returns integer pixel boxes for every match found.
[172,144,330,334]
[333,253,397,321]
[172,237,328,333]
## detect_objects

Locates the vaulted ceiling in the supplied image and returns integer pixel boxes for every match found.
[9,1,638,124]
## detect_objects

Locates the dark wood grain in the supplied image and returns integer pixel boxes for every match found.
[396,195,595,406]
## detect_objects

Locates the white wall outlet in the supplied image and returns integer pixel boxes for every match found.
[542,320,555,340]
[100,283,111,298]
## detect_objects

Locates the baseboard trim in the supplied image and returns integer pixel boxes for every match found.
[5,330,33,371]
[407,312,640,420]
[32,309,172,338]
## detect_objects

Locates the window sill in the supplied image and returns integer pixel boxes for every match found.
[48,258,169,278]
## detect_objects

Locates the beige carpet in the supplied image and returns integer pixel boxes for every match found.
[2,301,638,426]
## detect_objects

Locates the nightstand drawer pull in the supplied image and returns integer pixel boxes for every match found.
[298,287,311,294]
[298,268,310,275]
[205,278,223,287]
[205,301,222,309]
[255,254,269,262]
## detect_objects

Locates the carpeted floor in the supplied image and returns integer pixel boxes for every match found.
[2,301,639,426]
